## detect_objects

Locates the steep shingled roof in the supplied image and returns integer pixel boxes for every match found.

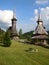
[33,24,48,35]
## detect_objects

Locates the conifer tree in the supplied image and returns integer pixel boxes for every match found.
[19,29,23,39]
[3,30,11,47]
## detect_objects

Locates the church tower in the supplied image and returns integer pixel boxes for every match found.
[32,11,48,46]
[11,10,18,39]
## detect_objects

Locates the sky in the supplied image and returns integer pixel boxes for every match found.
[0,0,49,33]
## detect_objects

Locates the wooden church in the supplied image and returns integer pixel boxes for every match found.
[32,13,49,45]
[8,11,18,40]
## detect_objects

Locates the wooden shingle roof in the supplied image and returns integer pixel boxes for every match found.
[33,14,48,35]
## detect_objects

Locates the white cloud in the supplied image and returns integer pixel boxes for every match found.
[30,9,38,22]
[41,7,49,22]
[40,8,44,11]
[0,10,13,30]
[35,0,48,5]
[0,10,13,26]
[31,7,49,30]
[34,7,49,22]
[34,9,38,15]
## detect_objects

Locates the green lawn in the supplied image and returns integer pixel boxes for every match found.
[0,40,49,65]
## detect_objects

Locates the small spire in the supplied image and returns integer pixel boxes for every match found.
[38,14,40,21]
[38,13,42,21]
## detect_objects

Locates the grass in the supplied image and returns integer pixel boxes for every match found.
[0,40,49,65]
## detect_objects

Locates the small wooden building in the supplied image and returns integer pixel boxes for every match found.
[32,14,48,45]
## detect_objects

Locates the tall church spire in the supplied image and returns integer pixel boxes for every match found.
[12,10,17,21]
[37,8,43,24]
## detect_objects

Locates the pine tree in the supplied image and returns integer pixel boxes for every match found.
[19,29,23,39]
[3,30,11,47]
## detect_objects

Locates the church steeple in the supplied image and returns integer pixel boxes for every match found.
[11,10,18,38]
[33,9,48,35]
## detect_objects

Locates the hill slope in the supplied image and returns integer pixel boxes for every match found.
[0,28,5,42]
[23,31,49,37]
[0,40,49,65]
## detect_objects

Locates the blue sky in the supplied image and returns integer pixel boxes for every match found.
[0,0,49,33]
